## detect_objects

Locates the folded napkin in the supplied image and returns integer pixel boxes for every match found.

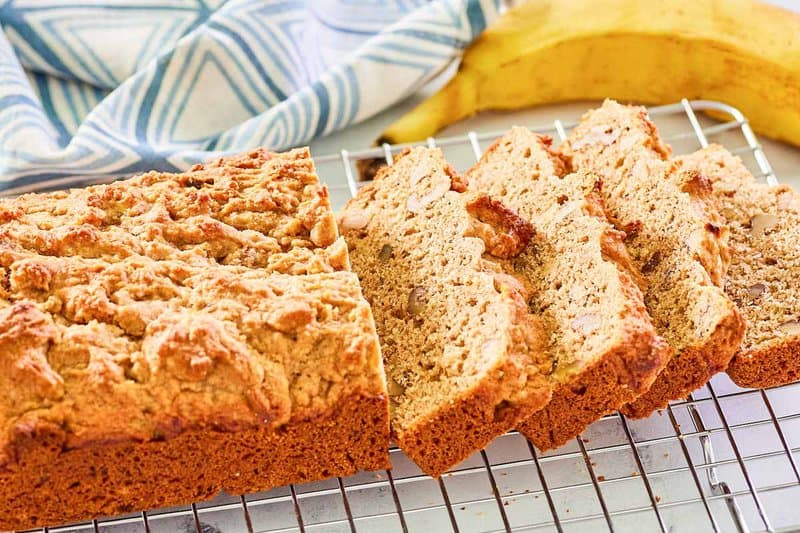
[0,0,500,193]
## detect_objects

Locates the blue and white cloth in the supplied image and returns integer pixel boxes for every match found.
[0,0,500,193]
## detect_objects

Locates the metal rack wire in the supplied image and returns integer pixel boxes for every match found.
[41,101,800,533]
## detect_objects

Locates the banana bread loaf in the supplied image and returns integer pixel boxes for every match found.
[0,149,389,530]
[561,101,745,417]
[339,146,552,476]
[676,145,800,388]
[466,128,670,449]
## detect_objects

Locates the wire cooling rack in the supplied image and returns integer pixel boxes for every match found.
[37,101,800,533]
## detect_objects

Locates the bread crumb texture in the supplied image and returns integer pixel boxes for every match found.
[562,101,744,417]
[677,145,800,388]
[340,146,552,476]
[466,127,670,449]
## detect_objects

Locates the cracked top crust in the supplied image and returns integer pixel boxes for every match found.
[2,148,348,274]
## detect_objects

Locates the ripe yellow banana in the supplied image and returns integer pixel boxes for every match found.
[378,0,800,147]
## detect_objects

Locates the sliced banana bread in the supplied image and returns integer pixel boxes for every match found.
[339,146,553,475]
[677,145,800,388]
[562,101,745,417]
[466,128,670,449]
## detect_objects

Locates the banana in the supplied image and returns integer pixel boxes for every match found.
[378,0,800,147]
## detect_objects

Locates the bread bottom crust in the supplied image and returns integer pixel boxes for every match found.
[0,394,389,531]
[622,308,745,418]
[520,332,670,450]
[396,383,551,478]
[727,338,800,389]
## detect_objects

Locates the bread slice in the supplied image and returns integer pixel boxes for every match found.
[339,146,553,475]
[676,145,800,388]
[0,148,390,530]
[561,101,745,417]
[466,128,670,449]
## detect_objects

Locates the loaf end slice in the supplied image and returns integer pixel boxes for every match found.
[562,100,745,417]
[467,127,670,449]
[340,147,552,475]
[677,145,800,388]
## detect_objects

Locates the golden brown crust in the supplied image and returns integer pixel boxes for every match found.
[520,333,669,448]
[727,337,800,388]
[0,394,388,531]
[400,377,551,477]
[4,147,343,274]
[520,257,671,449]
[465,193,535,259]
[0,246,385,459]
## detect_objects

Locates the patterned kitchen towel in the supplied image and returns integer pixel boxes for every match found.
[0,0,500,194]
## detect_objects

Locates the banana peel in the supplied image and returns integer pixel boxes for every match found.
[377,0,800,151]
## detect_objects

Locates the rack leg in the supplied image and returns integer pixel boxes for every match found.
[687,399,749,533]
